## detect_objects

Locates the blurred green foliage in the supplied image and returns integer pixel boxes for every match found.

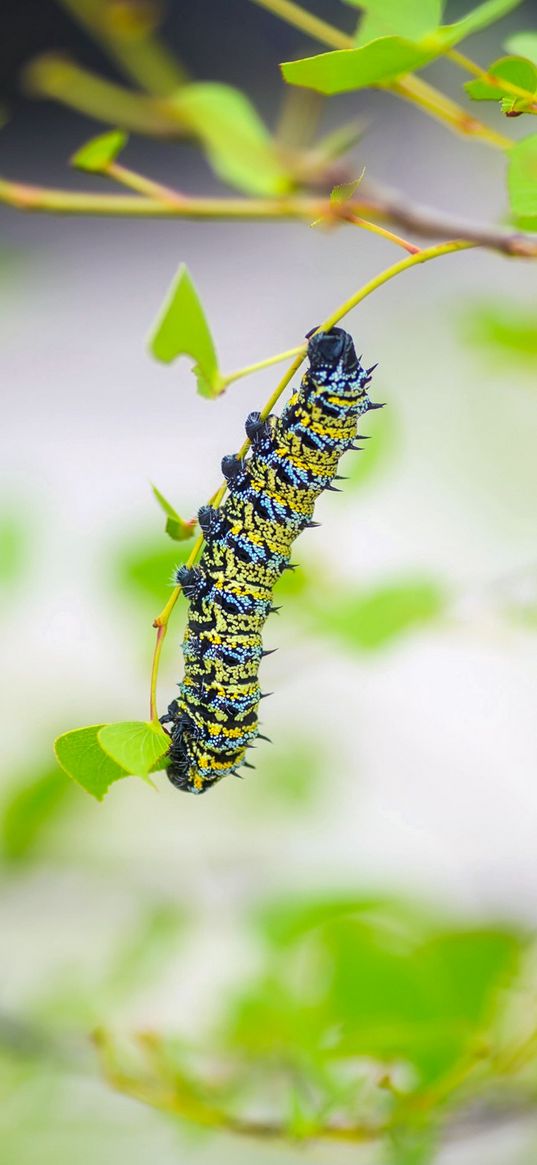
[463,299,537,360]
[308,577,446,651]
[112,530,191,606]
[0,766,71,863]
[228,895,522,1087]
[241,737,327,810]
[0,510,29,592]
[508,134,537,228]
[85,892,532,1156]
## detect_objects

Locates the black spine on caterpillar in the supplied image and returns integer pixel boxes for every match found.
[164,327,381,794]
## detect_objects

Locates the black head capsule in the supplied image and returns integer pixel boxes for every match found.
[307,326,359,378]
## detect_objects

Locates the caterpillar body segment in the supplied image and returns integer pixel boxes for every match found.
[165,327,378,794]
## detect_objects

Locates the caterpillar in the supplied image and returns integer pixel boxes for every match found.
[161,326,380,794]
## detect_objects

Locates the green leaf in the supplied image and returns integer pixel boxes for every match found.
[283,0,524,96]
[0,767,71,862]
[310,578,446,651]
[508,133,537,226]
[421,929,522,1028]
[54,725,129,800]
[347,0,444,46]
[98,721,170,777]
[234,896,523,1086]
[505,32,537,66]
[71,129,128,172]
[148,263,221,397]
[464,56,537,104]
[435,0,524,47]
[151,484,196,542]
[169,83,291,196]
[330,169,366,205]
[281,38,439,95]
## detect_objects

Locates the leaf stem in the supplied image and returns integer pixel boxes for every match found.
[219,344,305,390]
[149,624,166,722]
[347,215,421,254]
[105,161,187,206]
[149,238,473,714]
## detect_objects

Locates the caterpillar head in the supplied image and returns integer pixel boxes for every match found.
[306,327,359,384]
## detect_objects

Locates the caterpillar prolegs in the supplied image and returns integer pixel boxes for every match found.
[161,327,380,794]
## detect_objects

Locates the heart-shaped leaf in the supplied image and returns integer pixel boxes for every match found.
[98,721,170,777]
[55,725,129,800]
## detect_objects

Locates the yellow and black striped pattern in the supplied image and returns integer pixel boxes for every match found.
[162,328,379,793]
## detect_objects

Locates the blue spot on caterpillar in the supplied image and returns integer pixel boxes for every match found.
[161,327,381,794]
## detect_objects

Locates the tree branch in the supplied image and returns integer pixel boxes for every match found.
[1,173,536,257]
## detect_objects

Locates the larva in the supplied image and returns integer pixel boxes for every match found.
[161,327,380,793]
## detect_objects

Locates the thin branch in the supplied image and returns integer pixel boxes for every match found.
[346,214,421,254]
[2,174,536,257]
[105,162,188,207]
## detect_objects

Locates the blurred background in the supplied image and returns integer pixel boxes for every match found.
[1,2,537,1162]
